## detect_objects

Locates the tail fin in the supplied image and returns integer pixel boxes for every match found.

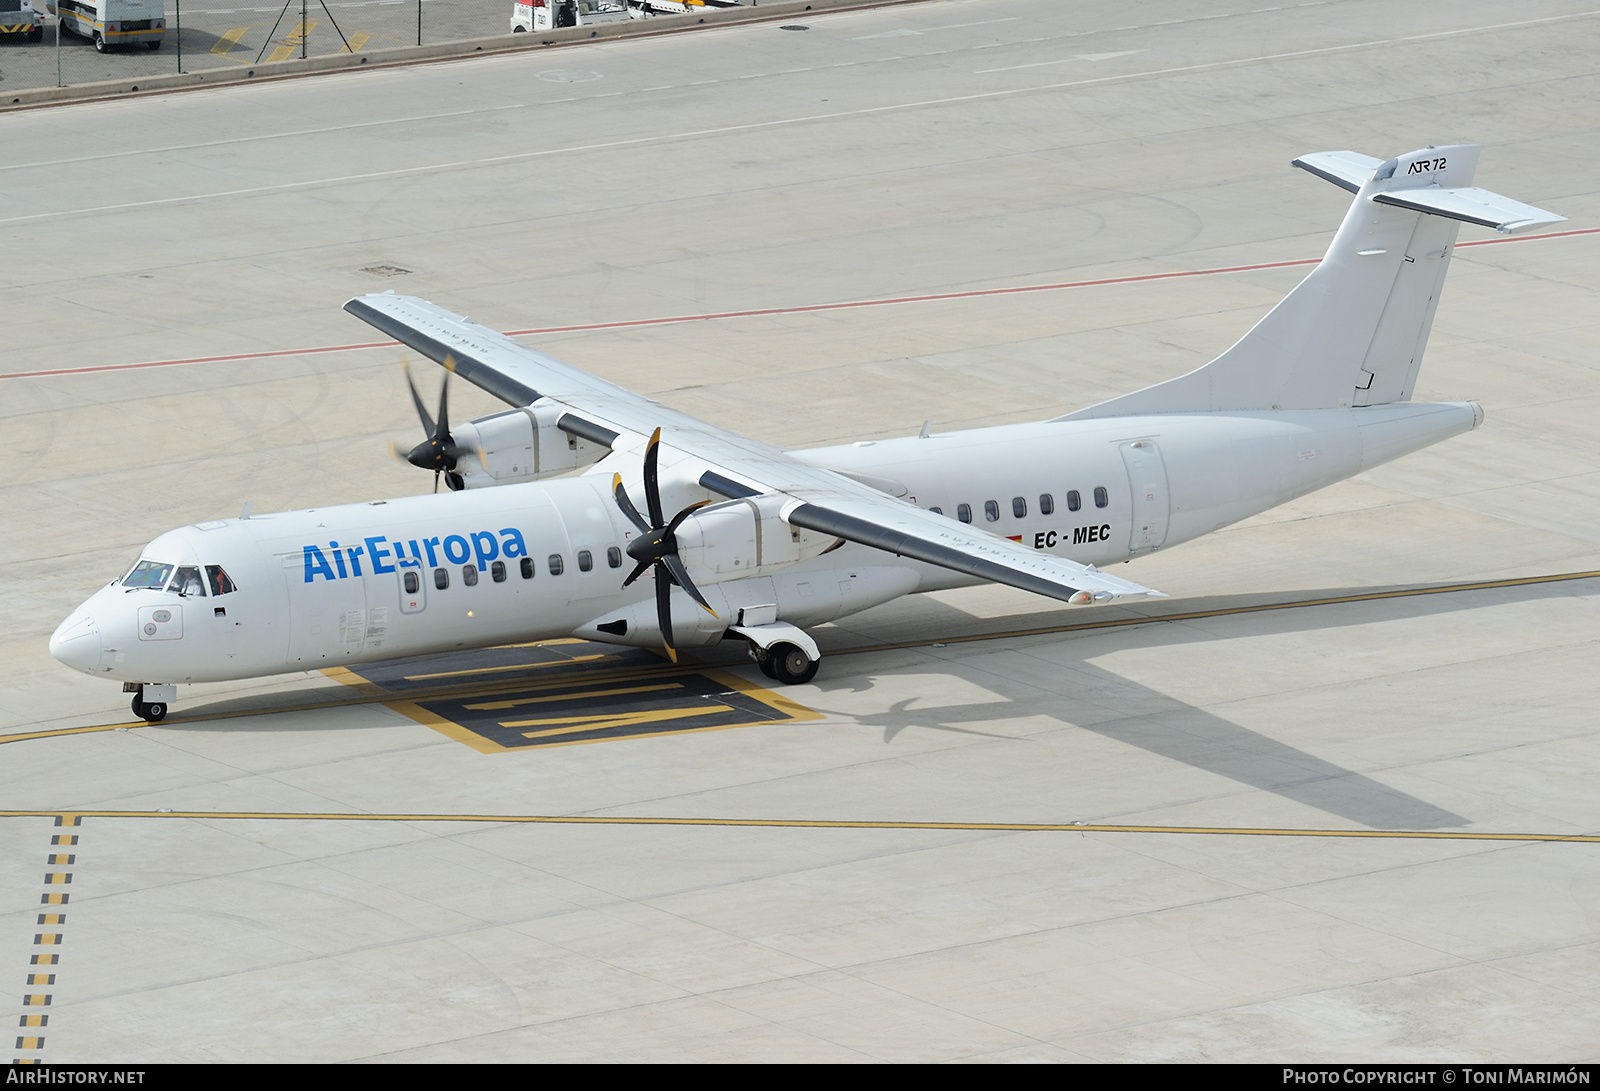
[1060,145,1563,419]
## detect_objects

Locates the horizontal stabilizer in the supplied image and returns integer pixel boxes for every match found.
[1372,186,1565,235]
[1292,150,1383,193]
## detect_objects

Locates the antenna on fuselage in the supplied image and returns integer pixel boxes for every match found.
[239,501,254,521]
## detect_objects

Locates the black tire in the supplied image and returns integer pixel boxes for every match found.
[755,648,778,680]
[131,694,168,723]
[29,27,42,41]
[512,24,525,31]
[147,39,160,49]
[93,30,106,52]
[769,642,818,686]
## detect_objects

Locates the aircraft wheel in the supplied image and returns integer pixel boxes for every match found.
[768,642,818,686]
[130,695,167,723]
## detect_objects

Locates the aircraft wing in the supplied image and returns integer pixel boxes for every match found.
[345,292,1165,605]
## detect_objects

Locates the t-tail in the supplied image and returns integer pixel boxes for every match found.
[1059,145,1564,420]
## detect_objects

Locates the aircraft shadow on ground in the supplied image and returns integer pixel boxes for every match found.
[807,576,1598,830]
[165,575,1597,828]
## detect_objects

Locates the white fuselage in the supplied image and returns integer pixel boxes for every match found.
[50,401,1479,686]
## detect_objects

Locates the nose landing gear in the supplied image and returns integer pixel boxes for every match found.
[126,683,173,723]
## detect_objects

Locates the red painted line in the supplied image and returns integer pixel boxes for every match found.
[4,227,1592,384]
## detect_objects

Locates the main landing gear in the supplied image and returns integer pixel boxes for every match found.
[125,683,172,723]
[749,640,819,686]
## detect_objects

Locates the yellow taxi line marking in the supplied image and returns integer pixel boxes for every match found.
[468,682,683,712]
[7,569,1596,748]
[512,705,733,737]
[339,31,369,53]
[211,26,246,54]
[266,45,294,62]
[404,654,610,682]
[0,810,1595,843]
[284,18,315,43]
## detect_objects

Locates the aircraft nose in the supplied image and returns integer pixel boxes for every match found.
[50,610,102,674]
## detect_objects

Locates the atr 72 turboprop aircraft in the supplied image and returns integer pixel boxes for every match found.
[52,145,1563,723]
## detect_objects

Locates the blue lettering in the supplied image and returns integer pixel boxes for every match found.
[347,545,364,577]
[471,531,499,570]
[365,536,395,575]
[330,542,348,579]
[423,537,441,567]
[500,528,528,558]
[443,534,470,565]
[303,545,337,583]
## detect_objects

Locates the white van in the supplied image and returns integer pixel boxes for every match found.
[510,0,632,34]
[52,0,166,51]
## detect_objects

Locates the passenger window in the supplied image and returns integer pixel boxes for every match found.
[491,561,506,583]
[607,546,622,569]
[1012,497,1027,518]
[169,566,205,597]
[577,550,593,572]
[1067,490,1081,512]
[984,500,999,522]
[520,557,534,579]
[1094,486,1109,508]
[463,564,479,587]
[205,565,237,596]
[929,506,943,516]
[548,554,564,576]
[1039,494,1054,516]
[404,571,420,594]
[957,503,972,524]
[434,567,449,590]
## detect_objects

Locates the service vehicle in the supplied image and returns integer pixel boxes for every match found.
[52,0,165,51]
[510,0,632,33]
[0,0,45,42]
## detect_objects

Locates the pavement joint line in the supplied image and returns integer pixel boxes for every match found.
[6,567,1598,746]
[0,228,1592,383]
[0,811,1594,843]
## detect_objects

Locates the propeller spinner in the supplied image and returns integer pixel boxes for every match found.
[611,428,718,662]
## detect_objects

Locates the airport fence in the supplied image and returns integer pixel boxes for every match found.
[1,0,521,93]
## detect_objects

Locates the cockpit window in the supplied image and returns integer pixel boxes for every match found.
[168,566,205,597]
[124,560,174,589]
[206,565,237,596]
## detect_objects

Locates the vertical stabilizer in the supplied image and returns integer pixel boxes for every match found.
[1059,145,1563,420]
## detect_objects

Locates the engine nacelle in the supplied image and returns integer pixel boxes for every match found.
[453,403,609,489]
[674,495,837,583]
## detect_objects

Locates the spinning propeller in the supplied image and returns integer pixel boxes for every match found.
[611,428,718,662]
[391,355,473,492]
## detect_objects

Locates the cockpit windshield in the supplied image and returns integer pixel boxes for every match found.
[123,560,174,589]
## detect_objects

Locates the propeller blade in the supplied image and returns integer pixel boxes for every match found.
[435,368,450,442]
[661,553,717,617]
[401,355,436,438]
[612,474,651,534]
[663,500,711,537]
[655,565,676,663]
[643,427,664,528]
[621,557,653,589]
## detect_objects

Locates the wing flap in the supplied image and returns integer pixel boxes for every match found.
[784,499,1163,604]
